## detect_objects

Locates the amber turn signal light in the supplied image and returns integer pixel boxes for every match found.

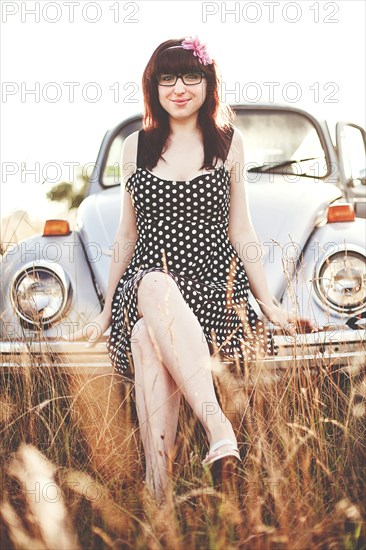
[327,203,355,223]
[43,219,71,236]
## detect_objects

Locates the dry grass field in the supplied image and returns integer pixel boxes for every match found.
[0,345,365,550]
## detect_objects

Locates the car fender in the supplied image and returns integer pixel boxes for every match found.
[0,231,102,341]
[280,218,366,329]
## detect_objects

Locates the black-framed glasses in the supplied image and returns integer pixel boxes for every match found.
[157,72,205,86]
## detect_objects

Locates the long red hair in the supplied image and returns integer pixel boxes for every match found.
[141,38,235,171]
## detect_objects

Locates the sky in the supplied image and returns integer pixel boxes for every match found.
[1,0,365,220]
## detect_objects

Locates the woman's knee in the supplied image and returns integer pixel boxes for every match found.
[137,272,177,307]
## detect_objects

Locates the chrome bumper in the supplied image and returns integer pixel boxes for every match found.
[1,329,365,377]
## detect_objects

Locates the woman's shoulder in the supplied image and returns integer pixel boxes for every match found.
[121,131,141,182]
[225,125,244,169]
[122,130,143,166]
[123,130,140,155]
[229,124,243,146]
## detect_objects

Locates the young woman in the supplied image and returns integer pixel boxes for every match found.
[73,37,315,503]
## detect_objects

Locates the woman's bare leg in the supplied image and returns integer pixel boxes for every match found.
[131,317,181,503]
[136,272,237,449]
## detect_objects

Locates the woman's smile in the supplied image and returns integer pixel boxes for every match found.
[171,98,191,106]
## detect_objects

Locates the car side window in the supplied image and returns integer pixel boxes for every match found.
[102,120,141,187]
[102,134,124,187]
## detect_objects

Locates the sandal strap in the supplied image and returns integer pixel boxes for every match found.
[209,438,239,454]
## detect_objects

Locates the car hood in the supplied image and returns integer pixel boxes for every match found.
[77,175,342,299]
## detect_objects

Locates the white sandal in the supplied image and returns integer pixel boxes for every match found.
[202,438,241,466]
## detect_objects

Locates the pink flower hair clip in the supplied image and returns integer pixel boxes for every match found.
[181,36,213,66]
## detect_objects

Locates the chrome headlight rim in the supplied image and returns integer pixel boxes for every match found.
[313,245,366,314]
[10,260,72,328]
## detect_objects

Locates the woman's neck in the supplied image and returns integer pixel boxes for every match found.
[168,114,201,139]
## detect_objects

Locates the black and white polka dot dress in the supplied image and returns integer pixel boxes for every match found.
[107,129,278,374]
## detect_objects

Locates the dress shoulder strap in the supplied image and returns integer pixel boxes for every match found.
[223,125,235,163]
[136,129,147,169]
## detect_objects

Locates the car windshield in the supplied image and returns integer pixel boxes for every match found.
[102,109,329,186]
[235,110,328,178]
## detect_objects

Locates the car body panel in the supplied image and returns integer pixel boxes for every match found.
[281,218,366,327]
[0,232,101,341]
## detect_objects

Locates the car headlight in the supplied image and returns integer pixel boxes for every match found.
[315,250,366,313]
[11,261,72,328]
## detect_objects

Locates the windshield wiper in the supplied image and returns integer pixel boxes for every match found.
[247,157,319,174]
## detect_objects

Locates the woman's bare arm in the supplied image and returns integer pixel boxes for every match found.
[227,127,275,314]
[70,131,139,341]
[226,127,316,334]
[101,131,139,322]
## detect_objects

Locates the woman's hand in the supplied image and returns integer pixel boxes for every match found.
[63,310,112,347]
[260,303,322,336]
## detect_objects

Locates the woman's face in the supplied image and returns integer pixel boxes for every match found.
[157,72,207,121]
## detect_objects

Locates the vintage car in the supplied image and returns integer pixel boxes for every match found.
[1,104,365,377]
